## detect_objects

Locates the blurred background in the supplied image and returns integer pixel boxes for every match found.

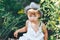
[0,0,60,40]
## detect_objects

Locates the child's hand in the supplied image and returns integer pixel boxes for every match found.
[14,26,27,38]
[14,30,19,38]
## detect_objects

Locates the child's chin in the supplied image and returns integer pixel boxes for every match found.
[29,20,33,21]
[30,20,37,22]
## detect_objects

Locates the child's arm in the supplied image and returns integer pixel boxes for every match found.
[42,23,48,40]
[14,20,28,38]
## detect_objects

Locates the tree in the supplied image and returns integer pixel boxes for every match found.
[39,0,60,40]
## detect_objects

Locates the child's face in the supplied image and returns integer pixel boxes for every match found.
[27,9,40,22]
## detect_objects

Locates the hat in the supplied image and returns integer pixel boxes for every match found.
[24,2,43,17]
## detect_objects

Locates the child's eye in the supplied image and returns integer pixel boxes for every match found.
[30,15,36,17]
[28,13,37,17]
